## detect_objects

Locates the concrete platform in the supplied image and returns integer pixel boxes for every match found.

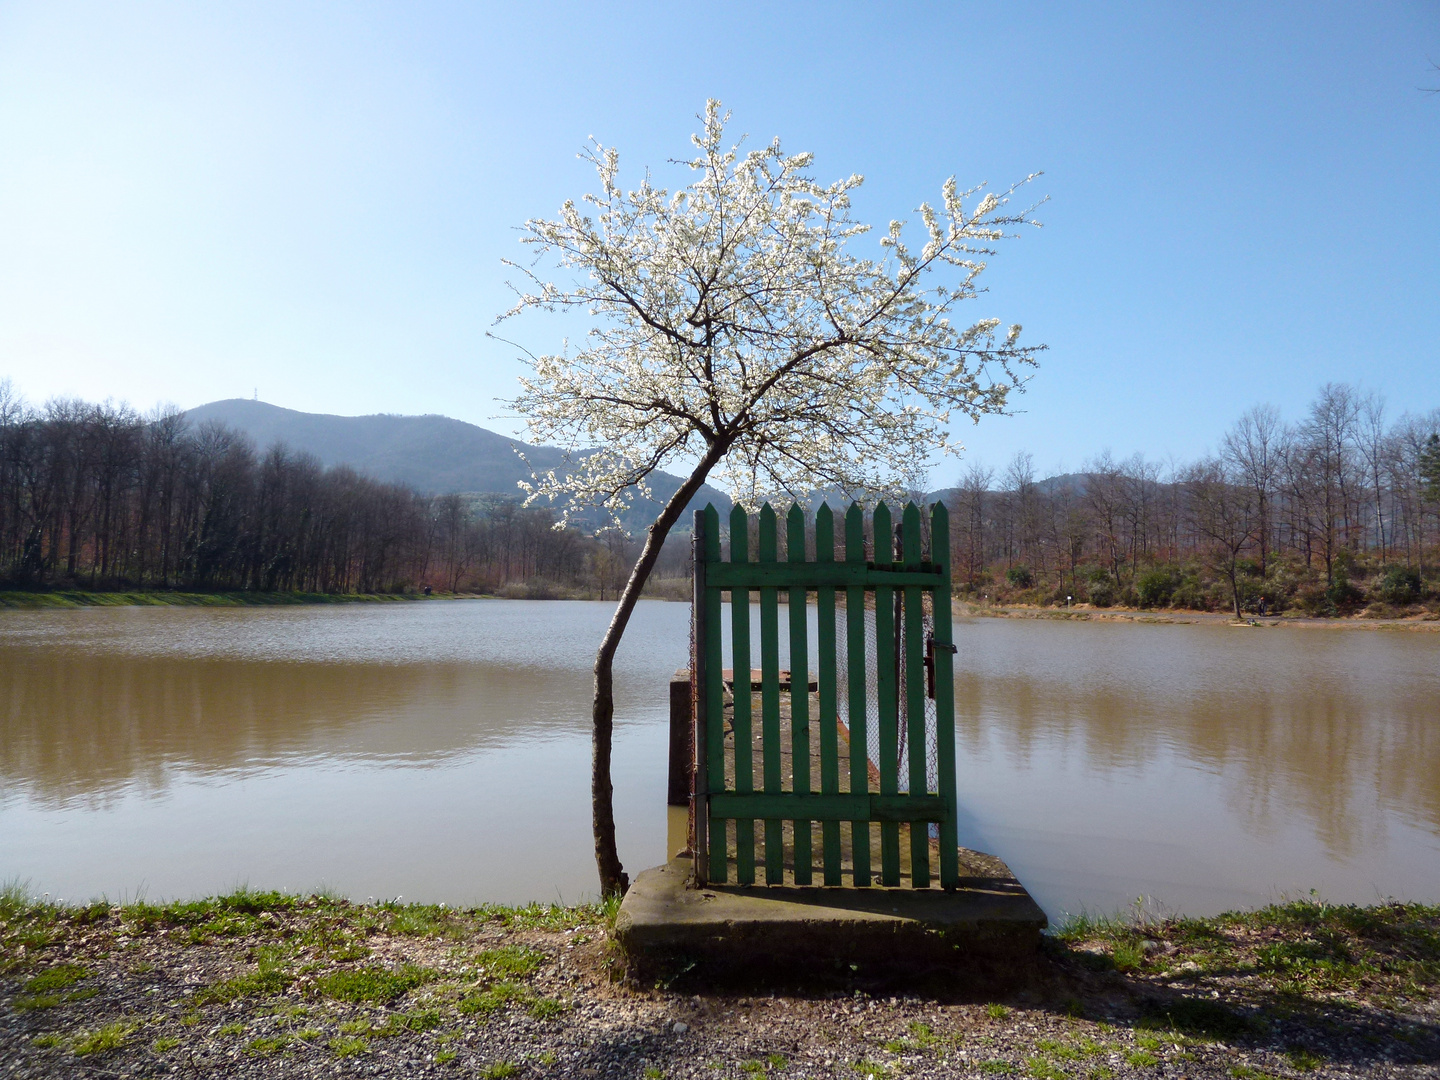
[615,849,1048,987]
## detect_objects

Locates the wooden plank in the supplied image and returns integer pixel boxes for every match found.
[705,563,945,588]
[786,504,812,885]
[709,792,951,823]
[873,501,901,886]
[729,503,755,886]
[844,503,871,887]
[903,501,930,887]
[931,501,961,889]
[702,505,726,884]
[758,504,783,885]
[815,504,842,886]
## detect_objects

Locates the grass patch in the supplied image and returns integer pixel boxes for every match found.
[218,1021,246,1036]
[153,1035,181,1052]
[1058,898,1440,1007]
[73,1021,137,1055]
[1025,1059,1067,1080]
[977,1062,1016,1075]
[23,963,91,992]
[196,965,291,1004]
[472,944,546,979]
[483,899,606,932]
[245,1034,293,1055]
[31,1032,66,1048]
[436,1047,458,1064]
[528,996,567,1019]
[315,962,434,1003]
[329,1035,369,1057]
[480,1064,520,1080]
[458,979,529,1016]
[851,1061,892,1079]
[985,1003,1011,1020]
[374,1008,443,1035]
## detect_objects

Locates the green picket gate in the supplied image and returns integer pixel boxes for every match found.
[691,500,961,890]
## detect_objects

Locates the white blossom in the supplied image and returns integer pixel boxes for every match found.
[496,99,1044,521]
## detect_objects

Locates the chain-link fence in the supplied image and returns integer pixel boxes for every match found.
[835,594,939,801]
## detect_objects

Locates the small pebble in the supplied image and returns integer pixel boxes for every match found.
[672,1021,689,1034]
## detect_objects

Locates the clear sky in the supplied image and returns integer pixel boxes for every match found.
[2,1,1437,488]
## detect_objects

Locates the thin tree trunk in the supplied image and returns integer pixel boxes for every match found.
[590,441,728,897]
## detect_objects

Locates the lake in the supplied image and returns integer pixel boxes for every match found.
[1,600,1437,922]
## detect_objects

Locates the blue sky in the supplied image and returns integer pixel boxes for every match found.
[1,1,1437,488]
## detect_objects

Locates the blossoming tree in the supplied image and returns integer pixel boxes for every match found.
[498,102,1044,897]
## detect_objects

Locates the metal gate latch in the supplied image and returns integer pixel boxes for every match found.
[924,632,957,699]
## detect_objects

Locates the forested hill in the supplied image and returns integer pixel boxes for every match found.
[184,399,731,530]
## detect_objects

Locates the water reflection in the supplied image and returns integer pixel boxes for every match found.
[0,600,688,905]
[950,618,1440,916]
[1,603,1437,917]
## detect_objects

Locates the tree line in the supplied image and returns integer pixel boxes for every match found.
[0,384,658,597]
[946,383,1440,616]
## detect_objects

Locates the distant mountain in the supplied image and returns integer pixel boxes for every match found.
[184,399,731,534]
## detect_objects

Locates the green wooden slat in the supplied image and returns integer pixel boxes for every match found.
[703,505,727,884]
[705,563,944,588]
[931,501,961,889]
[815,504,842,885]
[758,504,783,885]
[872,501,900,886]
[786,504,812,885]
[844,503,870,886]
[709,792,951,823]
[902,502,930,887]
[729,503,755,885]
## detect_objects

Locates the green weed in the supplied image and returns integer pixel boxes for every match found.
[315,962,434,1003]
[245,1034,293,1055]
[480,1064,520,1080]
[218,1021,246,1036]
[1286,1049,1322,1071]
[529,996,567,1019]
[977,1062,1016,1075]
[1026,1058,1067,1080]
[73,1021,137,1055]
[472,944,546,979]
[374,1008,443,1035]
[329,1035,369,1057]
[985,1003,1011,1020]
[851,1061,892,1079]
[31,1032,66,1048]
[458,979,528,1016]
[23,963,91,992]
[153,1035,181,1053]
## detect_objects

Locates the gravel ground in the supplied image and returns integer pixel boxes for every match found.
[2,893,1437,1079]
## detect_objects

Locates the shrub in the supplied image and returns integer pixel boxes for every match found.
[1086,579,1116,608]
[1136,567,1179,608]
[1005,565,1034,588]
[1377,566,1422,605]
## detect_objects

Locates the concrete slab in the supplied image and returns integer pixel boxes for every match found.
[615,849,1048,986]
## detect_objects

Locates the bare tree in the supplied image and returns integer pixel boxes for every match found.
[1185,457,1257,618]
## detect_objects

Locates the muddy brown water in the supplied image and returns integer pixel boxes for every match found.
[1,600,1436,920]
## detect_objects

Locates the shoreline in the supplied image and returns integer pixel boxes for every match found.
[0,586,693,611]
[957,602,1440,632]
[1,889,1435,1078]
